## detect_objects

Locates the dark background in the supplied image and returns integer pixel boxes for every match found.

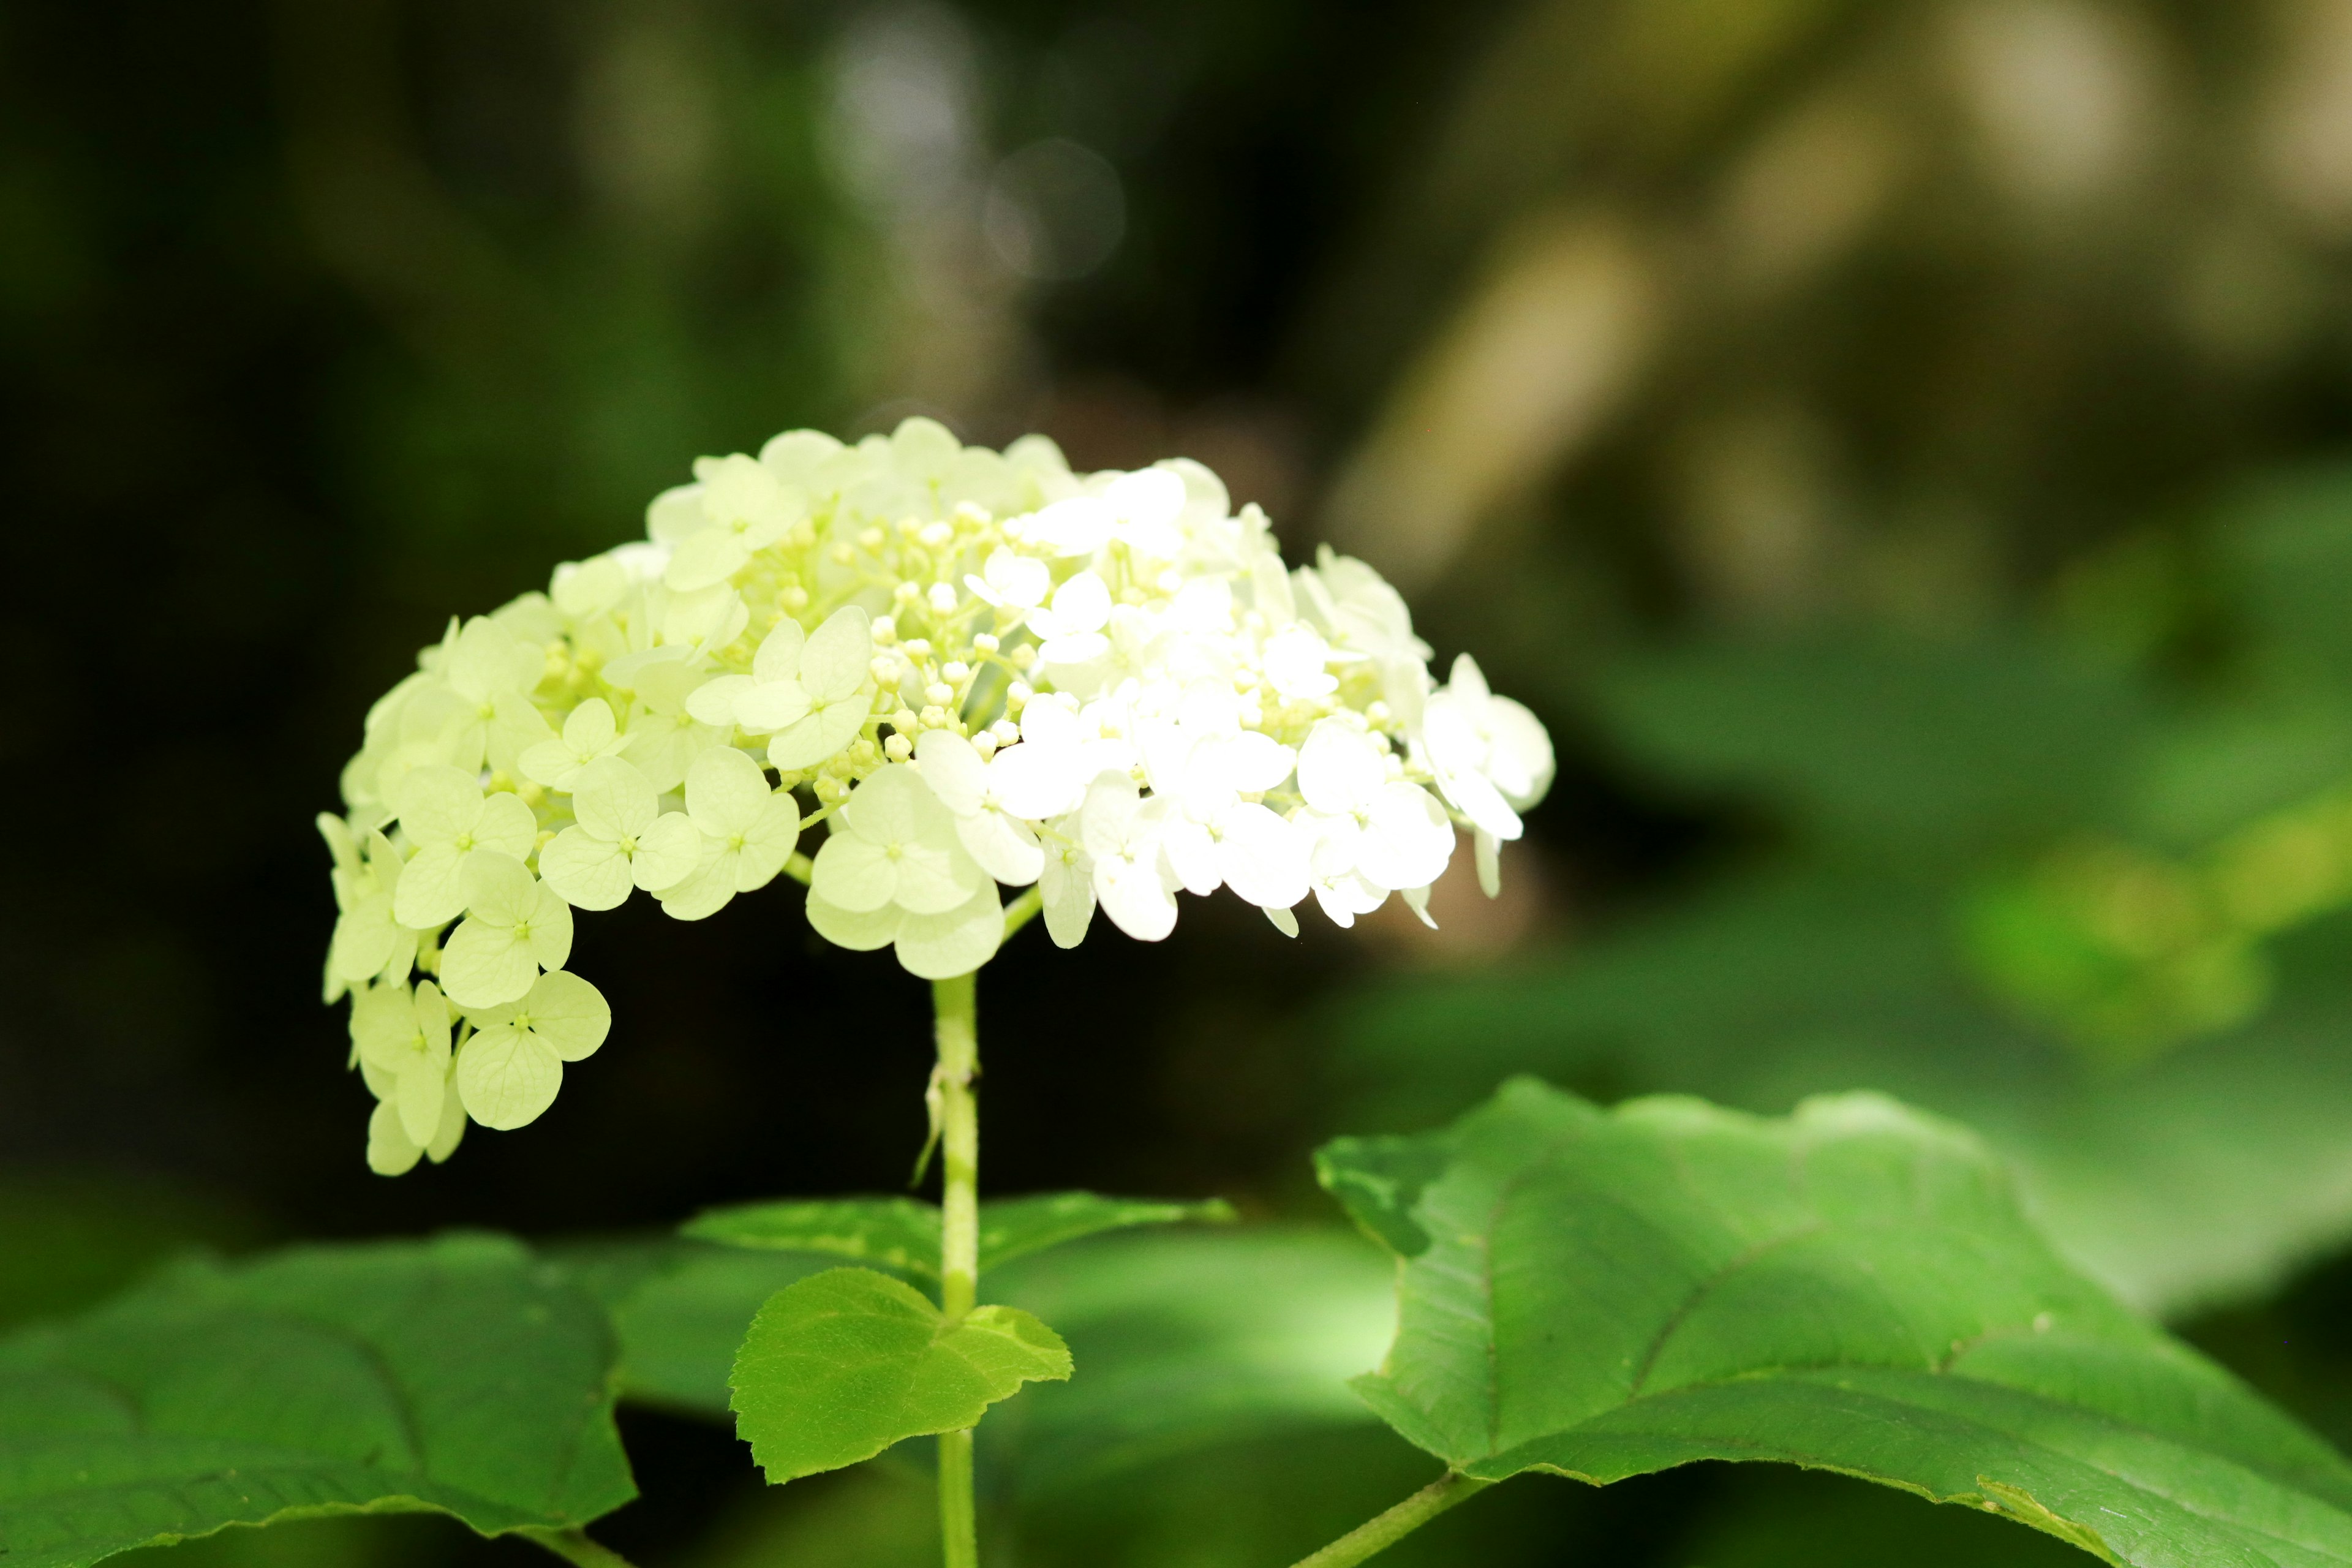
[17,1,2352,1563]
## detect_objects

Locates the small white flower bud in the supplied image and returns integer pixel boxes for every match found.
[891,707,921,734]
[893,580,922,607]
[830,542,854,564]
[919,521,954,549]
[920,704,948,728]
[858,526,887,551]
[990,718,1021,744]
[927,581,958,614]
[902,638,932,658]
[972,631,1000,653]
[973,732,999,760]
[1006,680,1033,710]
[883,733,913,761]
[940,660,970,682]
[1011,644,1037,670]
[872,615,898,644]
[925,682,955,707]
[953,501,990,527]
[780,585,810,611]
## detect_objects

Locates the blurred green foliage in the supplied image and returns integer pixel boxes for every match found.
[21,0,2352,1561]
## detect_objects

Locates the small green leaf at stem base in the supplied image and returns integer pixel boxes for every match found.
[729,1266,1071,1483]
[683,1191,1235,1282]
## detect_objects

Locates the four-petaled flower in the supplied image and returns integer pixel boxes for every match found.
[352,977,462,1175]
[521,697,630,791]
[540,755,703,910]
[440,851,575,1009]
[658,746,801,921]
[456,970,612,1130]
[389,765,540,929]
[806,764,1005,978]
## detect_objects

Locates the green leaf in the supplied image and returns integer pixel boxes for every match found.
[0,1233,635,1568]
[729,1267,1071,1483]
[682,1191,1234,1281]
[1322,1080,2352,1566]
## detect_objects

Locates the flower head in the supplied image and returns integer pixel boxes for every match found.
[322,418,1551,1172]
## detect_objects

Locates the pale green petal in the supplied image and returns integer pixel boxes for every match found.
[839,763,925,842]
[425,1077,467,1162]
[356,1050,399,1102]
[366,1100,424,1177]
[350,981,416,1074]
[889,837,982,915]
[448,616,540,702]
[686,674,754,727]
[628,715,723,794]
[574,755,657,842]
[456,1025,564,1131]
[564,697,619,753]
[646,481,706,543]
[666,524,751,592]
[812,831,898,912]
[520,737,584,791]
[460,850,537,925]
[658,849,738,921]
[396,1060,445,1147]
[914,728,987,815]
[799,606,873,700]
[412,979,451,1066]
[393,764,481,849]
[685,744,772,835]
[552,553,627,616]
[631,813,703,891]
[391,845,467,930]
[488,692,556,777]
[328,895,400,983]
[540,826,632,911]
[733,797,802,892]
[524,882,575,972]
[439,918,537,1009]
[893,882,1005,979]
[734,677,813,734]
[522,970,610,1062]
[473,791,540,859]
[317,813,360,879]
[751,616,807,682]
[805,889,902,952]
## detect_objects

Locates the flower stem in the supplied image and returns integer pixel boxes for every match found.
[1002,884,1043,940]
[932,970,982,1567]
[1286,1472,1495,1568]
[515,1526,641,1567]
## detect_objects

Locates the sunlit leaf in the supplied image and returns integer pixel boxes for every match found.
[682,1191,1234,1281]
[729,1267,1070,1483]
[1322,1080,2352,1566]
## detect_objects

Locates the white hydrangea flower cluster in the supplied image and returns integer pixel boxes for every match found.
[322,418,1553,1174]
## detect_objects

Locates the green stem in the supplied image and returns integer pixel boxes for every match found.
[1287,1473,1496,1568]
[932,971,982,1568]
[516,1526,641,1567]
[1002,884,1042,940]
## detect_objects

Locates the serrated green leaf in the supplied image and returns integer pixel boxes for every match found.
[729,1267,1071,1483]
[682,1191,1232,1281]
[1323,1080,2352,1567]
[0,1233,635,1568]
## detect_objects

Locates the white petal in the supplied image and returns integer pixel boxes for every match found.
[1359,784,1456,892]
[658,848,739,921]
[460,850,538,925]
[1213,803,1308,911]
[893,882,1005,979]
[1264,905,1300,938]
[989,741,1089,821]
[1042,571,1110,635]
[1161,818,1221,897]
[439,919,536,1009]
[573,756,657,842]
[735,677,813,734]
[686,674,755,728]
[767,695,870,771]
[524,882,575,973]
[1475,827,1502,899]
[752,615,808,682]
[957,810,1044,887]
[916,728,990,816]
[665,524,752,592]
[396,1061,444,1147]
[1039,848,1096,949]
[805,889,902,951]
[367,1100,424,1177]
[1095,854,1179,941]
[1296,720,1382,815]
